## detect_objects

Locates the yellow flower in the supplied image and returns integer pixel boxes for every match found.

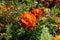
[0,4,4,8]
[42,7,49,13]
[54,17,60,23]
[53,35,60,40]
[14,16,19,21]
[55,17,60,30]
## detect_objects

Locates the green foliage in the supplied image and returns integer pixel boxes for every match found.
[25,25,53,40]
[6,24,12,40]
[5,23,25,40]
[28,25,42,40]
[40,25,53,40]
[52,6,60,16]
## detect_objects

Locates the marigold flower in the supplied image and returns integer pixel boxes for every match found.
[20,11,36,29]
[42,7,49,13]
[54,17,60,23]
[53,35,60,40]
[0,4,7,12]
[31,8,42,17]
[0,4,4,8]
[55,23,60,30]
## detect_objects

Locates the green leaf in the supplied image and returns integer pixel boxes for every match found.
[40,25,53,40]
[6,24,12,40]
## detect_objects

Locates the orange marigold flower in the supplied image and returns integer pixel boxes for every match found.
[55,23,60,30]
[20,11,36,29]
[53,35,60,40]
[31,8,42,17]
[0,4,7,12]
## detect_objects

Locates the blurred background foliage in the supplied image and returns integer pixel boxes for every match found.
[0,0,60,40]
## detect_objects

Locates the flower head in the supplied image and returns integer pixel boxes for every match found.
[31,8,42,17]
[20,11,36,29]
[0,4,7,12]
[53,35,60,40]
[55,23,60,30]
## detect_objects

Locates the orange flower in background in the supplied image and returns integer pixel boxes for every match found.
[31,8,42,17]
[55,23,60,30]
[53,35,60,40]
[0,4,7,12]
[20,11,36,29]
[56,23,60,27]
